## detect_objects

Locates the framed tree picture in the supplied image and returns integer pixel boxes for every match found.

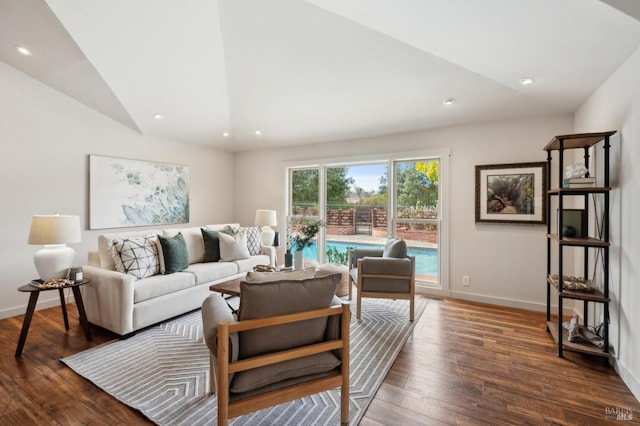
[475,162,547,224]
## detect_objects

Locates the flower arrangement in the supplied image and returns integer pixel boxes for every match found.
[287,216,325,252]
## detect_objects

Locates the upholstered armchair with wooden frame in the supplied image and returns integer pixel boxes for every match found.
[348,237,415,321]
[201,272,350,426]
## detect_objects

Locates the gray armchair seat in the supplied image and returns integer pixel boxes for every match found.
[349,237,416,321]
[201,272,350,425]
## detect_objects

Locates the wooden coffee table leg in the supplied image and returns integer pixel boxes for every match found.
[15,291,40,357]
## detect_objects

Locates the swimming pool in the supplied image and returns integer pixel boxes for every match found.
[302,240,438,276]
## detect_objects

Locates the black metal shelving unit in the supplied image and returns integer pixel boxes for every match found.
[544,131,616,358]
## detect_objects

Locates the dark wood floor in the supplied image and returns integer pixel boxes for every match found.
[1,297,638,425]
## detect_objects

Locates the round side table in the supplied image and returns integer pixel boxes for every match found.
[15,279,92,357]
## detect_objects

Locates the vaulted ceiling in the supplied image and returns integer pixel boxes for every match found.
[2,0,640,151]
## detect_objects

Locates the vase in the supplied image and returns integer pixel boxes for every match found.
[294,250,304,270]
[284,250,293,267]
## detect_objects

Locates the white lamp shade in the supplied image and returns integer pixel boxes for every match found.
[28,215,81,245]
[254,210,277,227]
[28,215,81,280]
[255,210,277,246]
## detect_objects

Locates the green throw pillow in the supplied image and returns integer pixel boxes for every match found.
[201,228,221,263]
[158,232,189,274]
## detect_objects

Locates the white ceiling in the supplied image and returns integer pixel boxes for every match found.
[1,0,639,152]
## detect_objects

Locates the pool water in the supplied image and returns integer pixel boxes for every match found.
[303,240,438,276]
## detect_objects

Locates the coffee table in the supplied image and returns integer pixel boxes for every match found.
[209,277,243,297]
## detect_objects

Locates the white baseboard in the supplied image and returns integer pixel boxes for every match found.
[0,292,75,320]
[610,357,640,403]
[417,287,577,316]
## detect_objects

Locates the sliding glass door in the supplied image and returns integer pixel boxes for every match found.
[393,159,440,285]
[288,154,445,288]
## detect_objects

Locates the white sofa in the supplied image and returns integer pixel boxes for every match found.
[82,223,275,336]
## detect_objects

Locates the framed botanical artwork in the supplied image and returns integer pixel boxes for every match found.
[89,155,190,229]
[475,162,546,224]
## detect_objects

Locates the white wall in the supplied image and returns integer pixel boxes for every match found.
[234,115,573,310]
[0,61,235,318]
[575,45,640,401]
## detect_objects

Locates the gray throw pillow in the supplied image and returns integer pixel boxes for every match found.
[158,232,189,274]
[383,237,407,258]
[201,228,221,263]
[237,273,341,359]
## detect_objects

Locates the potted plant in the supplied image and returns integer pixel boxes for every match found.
[288,216,324,270]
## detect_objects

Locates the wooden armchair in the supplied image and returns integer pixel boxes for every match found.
[201,272,350,425]
[349,237,415,321]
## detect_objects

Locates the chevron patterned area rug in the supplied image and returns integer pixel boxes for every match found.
[61,296,427,425]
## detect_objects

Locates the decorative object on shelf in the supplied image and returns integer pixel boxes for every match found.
[254,209,277,246]
[564,163,589,179]
[475,162,547,224]
[549,274,596,293]
[563,316,604,347]
[558,209,586,238]
[89,155,189,229]
[563,177,596,188]
[28,214,81,281]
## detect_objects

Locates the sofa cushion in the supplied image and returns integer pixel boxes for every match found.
[162,227,204,264]
[230,352,340,394]
[383,237,407,258]
[111,234,160,280]
[133,272,195,303]
[158,232,189,273]
[186,262,239,285]
[219,230,251,261]
[201,228,221,263]
[233,255,271,273]
[237,273,341,359]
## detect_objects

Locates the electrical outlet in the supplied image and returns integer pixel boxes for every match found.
[463,275,470,286]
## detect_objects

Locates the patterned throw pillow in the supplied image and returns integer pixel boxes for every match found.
[111,234,160,280]
[243,226,262,256]
[223,225,261,256]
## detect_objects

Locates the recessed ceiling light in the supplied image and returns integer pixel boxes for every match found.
[152,114,163,120]
[442,98,455,106]
[15,45,32,56]
[223,132,229,137]
[519,78,535,86]
[255,130,261,136]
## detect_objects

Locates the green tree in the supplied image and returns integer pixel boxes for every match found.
[291,169,319,212]
[396,161,439,209]
[326,168,354,206]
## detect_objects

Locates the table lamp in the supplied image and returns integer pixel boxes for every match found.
[255,209,277,246]
[28,214,81,280]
